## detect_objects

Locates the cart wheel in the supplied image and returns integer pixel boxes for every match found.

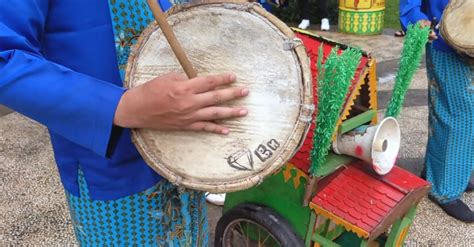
[215,204,304,247]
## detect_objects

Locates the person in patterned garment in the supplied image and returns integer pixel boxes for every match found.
[400,0,473,223]
[0,0,250,245]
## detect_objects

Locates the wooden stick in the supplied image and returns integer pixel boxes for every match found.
[302,176,318,206]
[146,0,198,79]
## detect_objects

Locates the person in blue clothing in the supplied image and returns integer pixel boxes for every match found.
[400,0,473,223]
[0,0,250,245]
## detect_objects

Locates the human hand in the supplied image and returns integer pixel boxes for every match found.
[114,72,249,134]
[418,20,438,42]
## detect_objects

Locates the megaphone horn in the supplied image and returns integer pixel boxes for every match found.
[332,117,401,175]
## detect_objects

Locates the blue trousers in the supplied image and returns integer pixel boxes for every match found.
[425,45,474,203]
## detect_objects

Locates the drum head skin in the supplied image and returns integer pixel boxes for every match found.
[125,1,312,192]
[441,0,474,58]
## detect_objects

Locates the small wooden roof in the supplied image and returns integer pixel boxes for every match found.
[310,163,430,241]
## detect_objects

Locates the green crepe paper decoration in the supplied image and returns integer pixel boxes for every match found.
[385,23,430,118]
[309,46,362,176]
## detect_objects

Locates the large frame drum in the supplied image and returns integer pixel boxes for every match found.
[125,1,312,193]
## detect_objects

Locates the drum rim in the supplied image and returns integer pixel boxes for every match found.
[124,0,313,193]
[440,0,474,57]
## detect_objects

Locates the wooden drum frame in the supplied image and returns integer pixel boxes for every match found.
[125,1,313,193]
[440,0,474,58]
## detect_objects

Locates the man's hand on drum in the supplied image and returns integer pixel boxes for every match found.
[114,72,249,134]
[418,20,438,42]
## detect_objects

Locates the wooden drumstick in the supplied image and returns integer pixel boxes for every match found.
[146,0,198,79]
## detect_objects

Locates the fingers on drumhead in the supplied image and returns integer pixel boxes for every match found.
[186,121,229,135]
[160,72,188,81]
[193,107,247,121]
[194,87,249,108]
[189,73,237,93]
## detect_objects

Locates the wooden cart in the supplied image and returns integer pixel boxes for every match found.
[215,29,430,247]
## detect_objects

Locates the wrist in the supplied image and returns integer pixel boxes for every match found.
[113,89,141,128]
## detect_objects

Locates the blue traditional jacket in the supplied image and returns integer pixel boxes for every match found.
[399,0,453,53]
[0,0,176,200]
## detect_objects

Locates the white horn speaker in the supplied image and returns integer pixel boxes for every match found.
[332,117,401,175]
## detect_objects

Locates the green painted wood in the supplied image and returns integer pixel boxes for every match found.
[314,219,328,233]
[305,211,318,247]
[224,167,311,239]
[359,240,369,247]
[320,219,330,236]
[334,232,363,246]
[405,205,418,221]
[312,233,341,247]
[338,110,377,134]
[385,219,403,247]
[385,206,417,247]
[326,225,346,241]
[334,231,388,247]
[314,152,354,177]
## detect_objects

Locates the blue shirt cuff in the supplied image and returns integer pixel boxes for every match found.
[400,6,429,31]
[89,83,126,157]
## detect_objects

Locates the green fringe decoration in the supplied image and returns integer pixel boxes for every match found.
[385,23,430,118]
[309,47,362,176]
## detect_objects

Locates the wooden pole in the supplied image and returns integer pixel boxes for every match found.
[303,176,318,206]
[146,0,198,79]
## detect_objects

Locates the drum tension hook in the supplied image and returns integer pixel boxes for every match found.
[283,38,303,51]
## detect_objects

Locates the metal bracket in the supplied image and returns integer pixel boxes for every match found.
[299,103,315,123]
[283,38,303,51]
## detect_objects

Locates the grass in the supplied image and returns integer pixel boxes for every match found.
[384,0,401,30]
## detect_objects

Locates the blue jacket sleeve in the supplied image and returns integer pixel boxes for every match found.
[399,0,429,31]
[0,0,125,157]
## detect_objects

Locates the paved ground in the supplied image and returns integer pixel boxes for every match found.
[1,28,473,246]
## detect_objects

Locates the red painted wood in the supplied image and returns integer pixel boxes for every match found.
[288,32,369,173]
[381,165,430,193]
[311,163,429,234]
